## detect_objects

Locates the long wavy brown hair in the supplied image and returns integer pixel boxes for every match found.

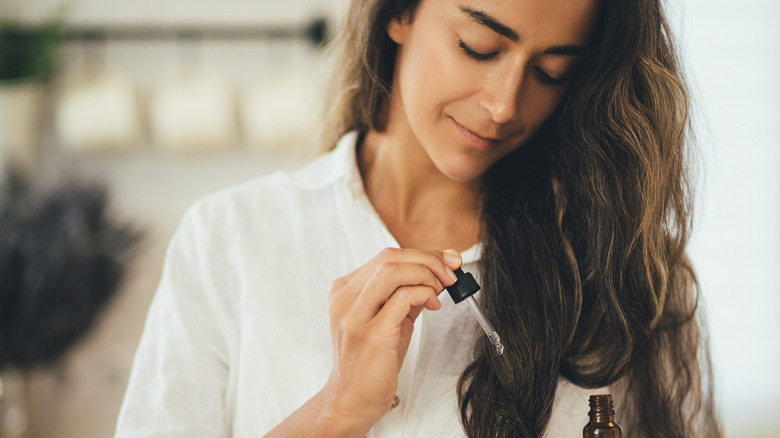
[322,0,721,436]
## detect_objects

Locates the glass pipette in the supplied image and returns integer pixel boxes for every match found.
[446,268,504,355]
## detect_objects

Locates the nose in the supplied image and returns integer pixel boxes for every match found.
[478,64,524,125]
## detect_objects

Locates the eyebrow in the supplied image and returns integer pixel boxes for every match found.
[460,6,519,42]
[544,45,588,56]
[459,6,588,56]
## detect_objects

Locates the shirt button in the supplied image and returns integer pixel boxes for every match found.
[391,395,400,410]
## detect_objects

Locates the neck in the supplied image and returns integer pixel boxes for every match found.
[358,127,482,251]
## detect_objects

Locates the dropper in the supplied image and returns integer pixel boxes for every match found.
[445,268,504,355]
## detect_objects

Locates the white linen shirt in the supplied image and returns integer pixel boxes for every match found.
[115,131,605,437]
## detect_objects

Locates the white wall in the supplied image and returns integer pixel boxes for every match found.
[678,0,780,436]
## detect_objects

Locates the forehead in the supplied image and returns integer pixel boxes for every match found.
[423,0,599,45]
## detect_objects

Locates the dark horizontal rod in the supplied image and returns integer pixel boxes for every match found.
[57,18,329,46]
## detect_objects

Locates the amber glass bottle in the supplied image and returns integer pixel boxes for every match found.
[583,394,623,438]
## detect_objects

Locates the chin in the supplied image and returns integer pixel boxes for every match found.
[434,156,492,183]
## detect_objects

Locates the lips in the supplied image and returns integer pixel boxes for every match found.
[450,117,505,148]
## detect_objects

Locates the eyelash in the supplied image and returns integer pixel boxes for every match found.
[533,67,567,86]
[458,39,568,86]
[458,39,496,61]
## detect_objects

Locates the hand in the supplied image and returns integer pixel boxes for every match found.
[323,248,462,430]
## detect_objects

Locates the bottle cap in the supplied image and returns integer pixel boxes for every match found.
[446,268,480,303]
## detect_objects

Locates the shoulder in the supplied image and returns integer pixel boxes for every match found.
[186,131,359,228]
[171,131,361,268]
[184,133,357,232]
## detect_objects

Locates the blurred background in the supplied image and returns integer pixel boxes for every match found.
[0,0,777,437]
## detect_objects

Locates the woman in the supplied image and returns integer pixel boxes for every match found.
[116,0,721,437]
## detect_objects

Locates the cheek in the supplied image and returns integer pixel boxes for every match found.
[398,36,473,121]
[521,86,567,130]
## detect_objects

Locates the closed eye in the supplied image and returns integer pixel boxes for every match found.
[458,40,497,61]
[533,66,567,86]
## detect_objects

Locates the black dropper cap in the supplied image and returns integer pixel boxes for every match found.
[446,268,480,304]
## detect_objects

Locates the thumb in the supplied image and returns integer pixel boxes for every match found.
[442,249,462,270]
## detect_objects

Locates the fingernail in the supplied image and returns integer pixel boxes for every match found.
[443,249,461,266]
[447,268,458,282]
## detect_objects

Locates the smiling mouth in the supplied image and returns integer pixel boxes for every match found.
[450,117,504,148]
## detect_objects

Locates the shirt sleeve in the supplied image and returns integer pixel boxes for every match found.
[115,202,233,438]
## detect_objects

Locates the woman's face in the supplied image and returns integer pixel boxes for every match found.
[386,0,598,182]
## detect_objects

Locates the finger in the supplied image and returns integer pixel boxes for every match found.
[329,248,459,322]
[342,248,458,299]
[351,262,444,323]
[373,285,440,330]
[407,303,430,323]
[442,249,462,270]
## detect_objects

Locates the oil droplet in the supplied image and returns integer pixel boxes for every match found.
[495,342,504,355]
